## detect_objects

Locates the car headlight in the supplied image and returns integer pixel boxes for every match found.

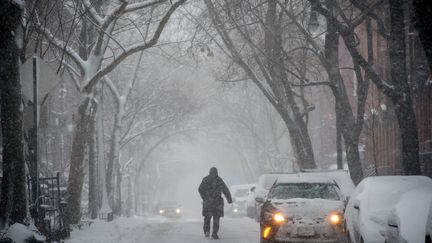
[273,213,285,223]
[233,208,238,213]
[176,208,181,214]
[328,212,343,225]
[159,209,165,214]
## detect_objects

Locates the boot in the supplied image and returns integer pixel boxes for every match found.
[211,233,219,239]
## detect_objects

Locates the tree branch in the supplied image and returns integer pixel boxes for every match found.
[83,0,187,93]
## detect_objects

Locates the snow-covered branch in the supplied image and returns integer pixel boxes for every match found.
[120,116,175,148]
[83,0,188,93]
[103,76,121,102]
[124,0,167,13]
[82,0,104,26]
[37,26,85,73]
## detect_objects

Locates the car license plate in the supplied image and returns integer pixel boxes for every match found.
[297,226,315,237]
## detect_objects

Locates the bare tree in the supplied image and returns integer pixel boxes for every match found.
[201,0,317,169]
[35,0,188,223]
[309,0,421,175]
[0,0,27,226]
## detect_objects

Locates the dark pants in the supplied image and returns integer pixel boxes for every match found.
[203,215,220,234]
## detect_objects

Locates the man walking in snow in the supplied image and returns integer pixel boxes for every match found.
[199,167,232,239]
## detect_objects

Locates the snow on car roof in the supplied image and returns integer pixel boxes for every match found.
[257,173,299,190]
[362,176,432,211]
[230,184,255,190]
[274,176,336,184]
[363,175,432,187]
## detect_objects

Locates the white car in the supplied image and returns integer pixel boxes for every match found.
[227,184,255,216]
[259,177,348,243]
[385,186,432,243]
[345,176,432,243]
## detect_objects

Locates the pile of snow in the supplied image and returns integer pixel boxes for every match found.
[5,223,45,243]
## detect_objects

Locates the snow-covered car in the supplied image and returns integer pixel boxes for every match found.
[385,186,432,243]
[345,176,432,243]
[227,184,255,217]
[258,177,347,243]
[252,173,297,221]
[156,201,182,218]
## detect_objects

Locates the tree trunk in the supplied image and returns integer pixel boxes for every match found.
[413,0,432,71]
[114,165,122,215]
[336,109,343,170]
[106,102,121,208]
[88,103,98,219]
[324,10,364,183]
[66,98,97,224]
[389,0,421,175]
[0,0,26,226]
[265,0,316,169]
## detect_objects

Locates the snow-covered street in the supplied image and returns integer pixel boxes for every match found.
[66,216,259,243]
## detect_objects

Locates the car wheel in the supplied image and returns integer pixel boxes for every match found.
[426,235,431,243]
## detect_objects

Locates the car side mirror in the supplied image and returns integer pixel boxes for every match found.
[353,199,360,210]
[387,213,398,228]
[255,196,265,203]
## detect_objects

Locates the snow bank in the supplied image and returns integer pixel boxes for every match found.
[5,223,45,243]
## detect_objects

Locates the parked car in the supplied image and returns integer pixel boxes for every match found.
[156,201,182,218]
[345,176,432,243]
[258,177,348,243]
[227,184,255,217]
[385,186,432,243]
[249,170,354,221]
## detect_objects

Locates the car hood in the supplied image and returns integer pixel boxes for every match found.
[270,198,345,218]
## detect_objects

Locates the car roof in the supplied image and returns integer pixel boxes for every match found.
[230,184,255,190]
[363,175,432,188]
[274,176,336,184]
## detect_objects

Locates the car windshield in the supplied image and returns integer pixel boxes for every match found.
[260,176,278,190]
[159,201,178,208]
[234,189,249,197]
[269,183,340,200]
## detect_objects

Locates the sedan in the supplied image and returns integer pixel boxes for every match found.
[258,177,348,243]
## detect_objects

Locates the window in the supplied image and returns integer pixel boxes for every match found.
[269,183,340,200]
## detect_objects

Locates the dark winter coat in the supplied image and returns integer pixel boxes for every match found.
[198,168,232,217]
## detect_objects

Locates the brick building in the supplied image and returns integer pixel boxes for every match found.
[340,1,432,176]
